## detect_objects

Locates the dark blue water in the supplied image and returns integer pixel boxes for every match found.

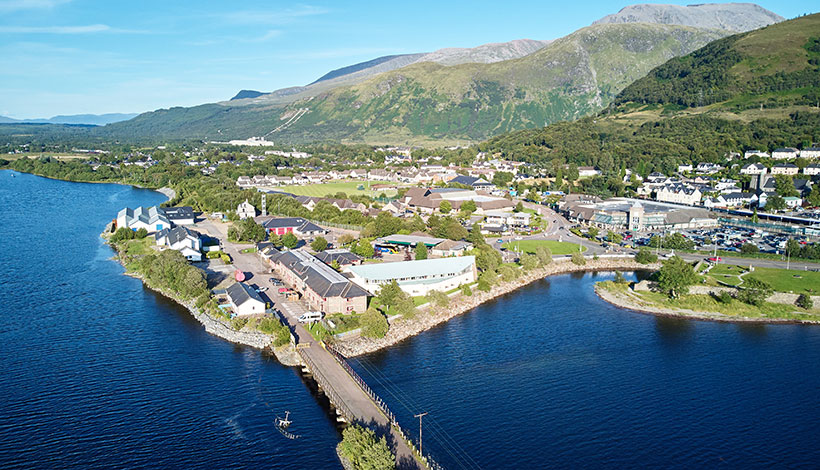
[352,271,820,469]
[3,171,820,470]
[0,172,341,469]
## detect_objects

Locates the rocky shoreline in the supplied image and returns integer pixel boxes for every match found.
[595,282,820,325]
[334,257,660,357]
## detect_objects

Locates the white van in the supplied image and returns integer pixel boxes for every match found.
[298,311,324,323]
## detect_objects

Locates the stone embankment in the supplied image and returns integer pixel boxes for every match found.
[157,187,176,201]
[336,257,658,357]
[596,283,820,325]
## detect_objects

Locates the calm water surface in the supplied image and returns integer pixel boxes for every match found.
[2,172,819,469]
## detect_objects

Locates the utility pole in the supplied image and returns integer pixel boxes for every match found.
[414,412,428,457]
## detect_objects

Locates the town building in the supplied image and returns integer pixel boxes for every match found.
[448,175,494,189]
[155,226,202,261]
[655,184,702,205]
[270,250,369,314]
[162,206,195,225]
[258,217,327,237]
[116,206,171,232]
[226,282,266,317]
[744,150,770,159]
[236,199,256,219]
[345,256,477,296]
[559,197,717,231]
[772,147,799,160]
[804,163,820,176]
[800,147,820,159]
[740,163,767,175]
[430,239,473,257]
[771,163,799,176]
[313,249,362,267]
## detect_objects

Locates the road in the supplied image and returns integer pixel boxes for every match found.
[195,219,423,469]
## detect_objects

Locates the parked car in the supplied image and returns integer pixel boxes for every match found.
[278,287,290,293]
[270,277,283,286]
[298,311,324,323]
[707,256,723,262]
[255,286,268,293]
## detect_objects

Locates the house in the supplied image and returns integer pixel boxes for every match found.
[783,196,803,208]
[721,192,756,208]
[226,282,266,317]
[162,206,195,225]
[155,226,202,261]
[800,147,820,159]
[655,184,702,205]
[314,249,362,267]
[256,242,280,261]
[116,206,171,232]
[449,174,494,189]
[484,210,532,227]
[695,162,723,174]
[431,239,473,257]
[677,164,693,173]
[578,166,602,177]
[771,163,799,176]
[236,199,256,219]
[744,150,770,159]
[804,164,820,176]
[270,250,369,313]
[740,163,767,175]
[259,217,327,237]
[772,147,799,160]
[345,256,477,296]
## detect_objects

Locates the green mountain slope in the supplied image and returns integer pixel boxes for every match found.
[270,23,726,144]
[480,13,820,176]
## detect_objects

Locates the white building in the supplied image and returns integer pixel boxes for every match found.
[771,163,799,175]
[800,147,820,159]
[345,256,477,297]
[226,282,266,316]
[677,164,693,173]
[116,206,171,232]
[744,150,770,159]
[155,226,202,262]
[655,185,702,206]
[740,163,767,175]
[236,199,256,219]
[804,163,820,176]
[771,147,799,160]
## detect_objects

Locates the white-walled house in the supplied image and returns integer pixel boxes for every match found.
[236,199,256,219]
[226,282,266,316]
[155,226,202,261]
[772,147,799,160]
[117,206,170,232]
[740,163,767,175]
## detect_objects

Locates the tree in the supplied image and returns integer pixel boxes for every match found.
[535,246,552,266]
[737,277,772,306]
[310,236,328,252]
[740,243,759,254]
[330,259,341,272]
[520,253,539,271]
[766,194,786,212]
[394,297,418,319]
[460,199,477,215]
[796,293,814,310]
[614,271,627,284]
[282,232,299,249]
[426,290,450,307]
[606,230,623,244]
[338,233,356,246]
[135,227,148,239]
[774,175,798,197]
[514,201,524,213]
[806,187,820,207]
[339,424,396,470]
[635,247,658,264]
[587,227,599,239]
[415,243,428,260]
[377,280,405,309]
[361,307,389,338]
[353,239,375,258]
[467,227,485,246]
[571,251,586,266]
[460,284,473,296]
[439,200,452,214]
[498,263,520,281]
[492,171,514,188]
[657,256,697,298]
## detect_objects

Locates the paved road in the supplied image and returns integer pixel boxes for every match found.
[195,221,422,469]
[676,252,820,271]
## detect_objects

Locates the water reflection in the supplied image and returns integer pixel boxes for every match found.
[654,316,694,344]
[737,323,768,341]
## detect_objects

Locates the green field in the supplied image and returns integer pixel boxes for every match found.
[706,264,748,286]
[747,267,820,295]
[277,180,396,197]
[502,239,585,255]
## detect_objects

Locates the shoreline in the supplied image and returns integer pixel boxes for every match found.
[334,257,661,357]
[3,168,175,202]
[594,282,820,325]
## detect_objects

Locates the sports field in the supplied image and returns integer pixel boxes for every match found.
[502,239,584,255]
[278,180,397,197]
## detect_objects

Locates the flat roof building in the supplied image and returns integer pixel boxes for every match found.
[345,256,477,296]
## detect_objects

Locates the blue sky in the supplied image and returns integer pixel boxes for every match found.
[0,0,815,119]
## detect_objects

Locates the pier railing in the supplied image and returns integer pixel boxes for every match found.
[298,348,355,421]
[323,341,446,470]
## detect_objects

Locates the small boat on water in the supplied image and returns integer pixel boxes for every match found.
[275,411,300,439]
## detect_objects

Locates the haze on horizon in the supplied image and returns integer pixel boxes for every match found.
[0,0,814,120]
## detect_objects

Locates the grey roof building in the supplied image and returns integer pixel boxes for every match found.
[314,249,362,266]
[226,282,266,316]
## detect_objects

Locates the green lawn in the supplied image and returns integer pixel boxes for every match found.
[502,239,585,255]
[121,237,154,256]
[705,264,747,287]
[747,267,820,295]
[277,180,397,197]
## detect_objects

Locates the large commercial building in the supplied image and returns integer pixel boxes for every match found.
[559,197,717,231]
[116,206,171,232]
[270,249,369,314]
[345,256,477,296]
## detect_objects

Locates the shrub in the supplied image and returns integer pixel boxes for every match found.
[195,292,211,308]
[231,317,248,330]
[571,251,586,266]
[339,424,395,470]
[614,271,627,284]
[535,246,552,266]
[460,284,473,296]
[135,227,148,239]
[415,243,428,260]
[206,250,223,259]
[361,307,389,339]
[394,297,418,319]
[635,247,658,264]
[737,278,772,306]
[477,279,491,292]
[657,256,698,298]
[714,291,733,304]
[520,253,539,271]
[310,236,328,252]
[426,290,450,308]
[796,293,814,310]
[220,253,232,264]
[740,243,759,254]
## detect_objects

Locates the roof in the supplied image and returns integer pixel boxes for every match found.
[348,256,476,282]
[433,239,472,251]
[376,234,447,247]
[274,250,369,299]
[314,249,362,266]
[118,206,170,228]
[260,217,325,233]
[226,282,264,307]
[156,226,200,245]
[161,206,194,221]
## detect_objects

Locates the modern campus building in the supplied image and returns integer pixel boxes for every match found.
[116,206,171,232]
[345,256,477,296]
[270,249,369,314]
[559,197,717,231]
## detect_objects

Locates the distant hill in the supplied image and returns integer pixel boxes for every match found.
[594,3,784,32]
[309,54,424,84]
[481,13,820,180]
[0,113,137,126]
[230,90,268,100]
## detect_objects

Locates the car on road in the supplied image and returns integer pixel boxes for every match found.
[707,256,723,262]
[278,287,290,293]
[298,311,324,323]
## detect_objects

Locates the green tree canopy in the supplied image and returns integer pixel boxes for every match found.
[415,243,428,260]
[281,232,299,249]
[657,255,697,298]
[310,236,328,252]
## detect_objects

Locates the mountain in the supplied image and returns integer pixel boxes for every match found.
[100,3,785,144]
[594,2,784,32]
[230,90,268,100]
[481,13,820,180]
[0,113,137,126]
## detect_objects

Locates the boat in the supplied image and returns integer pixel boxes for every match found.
[275,411,300,439]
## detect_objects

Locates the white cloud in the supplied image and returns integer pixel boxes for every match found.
[0,0,71,13]
[221,4,329,25]
[0,24,110,34]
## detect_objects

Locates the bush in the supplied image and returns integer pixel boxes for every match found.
[195,292,211,308]
[426,290,450,308]
[206,250,223,259]
[737,278,772,306]
[220,253,232,264]
[339,424,395,470]
[477,279,491,292]
[796,293,814,310]
[310,236,328,252]
[535,246,553,266]
[394,297,418,319]
[571,252,586,266]
[740,243,759,254]
[520,253,539,271]
[135,227,148,239]
[231,316,248,330]
[111,226,135,242]
[614,271,627,284]
[657,256,698,298]
[460,284,473,296]
[361,307,389,339]
[635,247,658,264]
[415,243,428,260]
[714,291,734,304]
